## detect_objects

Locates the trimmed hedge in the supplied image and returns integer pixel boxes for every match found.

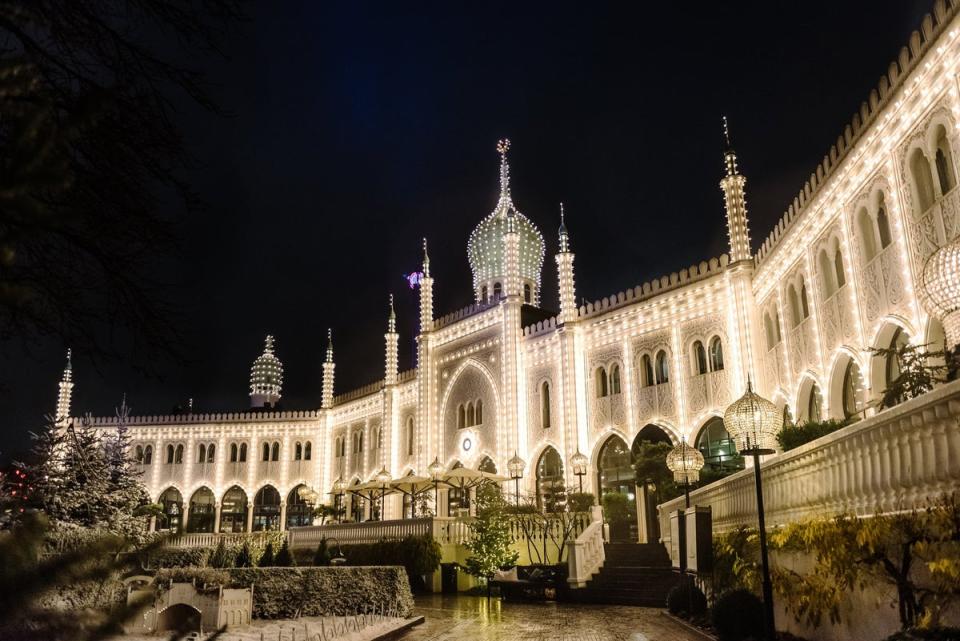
[777,418,849,452]
[228,566,413,619]
[144,546,212,568]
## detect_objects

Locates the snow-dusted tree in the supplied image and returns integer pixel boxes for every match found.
[464,482,518,592]
[102,397,151,541]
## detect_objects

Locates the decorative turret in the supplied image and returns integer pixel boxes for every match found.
[385,294,399,385]
[55,348,73,424]
[467,139,545,304]
[322,328,335,409]
[419,238,434,334]
[720,117,752,263]
[250,335,283,408]
[555,204,577,324]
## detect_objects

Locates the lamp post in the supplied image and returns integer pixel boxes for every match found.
[724,379,783,641]
[507,451,525,506]
[332,476,345,523]
[665,439,704,508]
[571,450,588,494]
[375,466,391,522]
[428,456,444,516]
[297,485,319,526]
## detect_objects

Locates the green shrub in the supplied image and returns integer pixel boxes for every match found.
[259,542,275,567]
[339,535,441,579]
[228,567,413,619]
[235,541,253,567]
[883,629,960,641]
[144,546,212,568]
[601,492,630,524]
[208,538,234,568]
[568,493,595,512]
[777,419,849,451]
[155,567,231,588]
[666,581,707,618]
[711,589,764,641]
[313,539,330,566]
[274,541,295,566]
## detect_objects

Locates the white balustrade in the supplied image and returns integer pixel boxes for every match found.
[658,381,960,558]
[567,506,605,587]
[287,517,434,549]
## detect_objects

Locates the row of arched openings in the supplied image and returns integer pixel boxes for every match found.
[908,124,956,219]
[692,337,724,375]
[137,441,312,465]
[639,351,670,387]
[595,364,622,398]
[156,484,313,533]
[457,400,483,428]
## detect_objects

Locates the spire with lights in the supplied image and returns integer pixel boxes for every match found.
[720,116,752,263]
[55,348,73,424]
[555,203,578,323]
[250,335,283,408]
[322,328,335,408]
[419,238,434,333]
[385,294,399,385]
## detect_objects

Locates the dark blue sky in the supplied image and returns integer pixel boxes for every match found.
[0,1,931,459]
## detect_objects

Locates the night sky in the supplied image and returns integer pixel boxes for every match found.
[0,1,933,459]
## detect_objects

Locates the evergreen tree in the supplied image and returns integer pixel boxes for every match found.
[258,542,275,567]
[313,539,331,566]
[275,540,295,567]
[464,482,518,590]
[209,537,233,568]
[235,541,253,568]
[102,398,151,541]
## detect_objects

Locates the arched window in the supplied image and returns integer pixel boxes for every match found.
[764,313,776,350]
[135,445,144,463]
[174,444,184,464]
[238,443,247,462]
[304,441,312,460]
[655,350,670,384]
[610,365,621,394]
[540,381,551,428]
[934,125,956,195]
[788,284,801,327]
[695,417,743,473]
[372,427,380,450]
[641,354,654,387]
[709,337,724,371]
[144,445,153,465]
[807,384,823,423]
[842,361,862,419]
[198,444,207,464]
[910,148,936,216]
[219,486,247,533]
[596,437,635,535]
[493,282,502,299]
[262,442,270,461]
[206,443,215,463]
[774,311,782,342]
[271,442,280,461]
[466,402,475,427]
[800,278,810,319]
[253,485,281,531]
[187,487,216,533]
[693,341,708,375]
[877,203,892,249]
[834,249,846,289]
[884,328,909,404]
[475,399,483,424]
[158,487,184,531]
[406,418,415,456]
[286,485,312,528]
[334,438,341,458]
[294,442,302,461]
[358,432,364,452]
[819,249,835,299]
[166,444,174,464]
[523,283,532,303]
[858,207,878,262]
[595,367,608,397]
[536,447,564,512]
[481,285,488,302]
[457,404,465,429]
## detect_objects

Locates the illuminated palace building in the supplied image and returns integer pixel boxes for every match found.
[55,4,960,535]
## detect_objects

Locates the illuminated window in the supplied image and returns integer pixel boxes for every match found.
[540,381,551,428]
[655,351,670,384]
[934,125,956,195]
[595,367,608,397]
[709,337,724,371]
[693,341,708,375]
[910,147,936,216]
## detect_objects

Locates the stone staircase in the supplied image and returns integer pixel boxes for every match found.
[569,542,680,607]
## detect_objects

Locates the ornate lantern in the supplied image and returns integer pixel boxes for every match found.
[507,452,525,480]
[723,380,782,454]
[427,456,444,481]
[666,440,705,484]
[921,240,960,348]
[570,450,588,494]
[375,466,392,486]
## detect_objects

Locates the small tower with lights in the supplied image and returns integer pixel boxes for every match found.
[720,117,752,264]
[322,328,335,409]
[419,239,434,333]
[250,335,283,408]
[385,294,398,385]
[55,348,74,424]
[555,204,578,324]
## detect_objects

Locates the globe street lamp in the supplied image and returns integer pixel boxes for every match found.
[428,456,444,516]
[507,451,525,506]
[666,439,704,509]
[332,476,345,522]
[571,450,588,494]
[376,466,392,522]
[724,379,783,641]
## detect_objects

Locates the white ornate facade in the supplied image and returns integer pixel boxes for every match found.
[57,0,960,532]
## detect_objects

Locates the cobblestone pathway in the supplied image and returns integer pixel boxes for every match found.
[400,595,707,641]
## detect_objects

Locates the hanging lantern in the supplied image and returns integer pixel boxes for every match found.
[570,450,588,477]
[507,451,526,480]
[666,441,705,484]
[723,380,782,454]
[920,239,960,348]
[427,456,444,481]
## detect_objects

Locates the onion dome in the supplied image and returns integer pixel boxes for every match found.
[250,334,283,408]
[467,140,545,302]
[920,239,960,348]
[723,379,782,454]
[666,440,705,484]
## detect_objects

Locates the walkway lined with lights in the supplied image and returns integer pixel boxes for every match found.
[400,595,706,641]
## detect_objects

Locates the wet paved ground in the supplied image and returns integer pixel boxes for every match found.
[400,594,707,641]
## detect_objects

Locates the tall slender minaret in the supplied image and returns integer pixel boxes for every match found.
[55,348,73,424]
[385,294,398,385]
[321,328,335,409]
[720,117,752,264]
[555,204,578,324]
[419,239,434,334]
[499,140,522,299]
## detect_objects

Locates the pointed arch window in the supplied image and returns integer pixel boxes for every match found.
[693,341,708,375]
[294,442,302,461]
[655,350,670,384]
[457,404,465,429]
[493,282,502,299]
[476,399,483,424]
[807,384,823,423]
[166,444,174,464]
[800,278,810,319]
[641,354,654,387]
[198,444,207,464]
[610,365,621,394]
[239,443,247,462]
[174,444,184,464]
[819,249,835,299]
[877,203,892,249]
[144,445,153,465]
[764,313,776,350]
[858,207,878,262]
[834,249,846,289]
[540,381,551,429]
[304,441,312,460]
[262,442,270,461]
[709,337,724,371]
[910,148,936,216]
[230,443,238,462]
[935,125,956,195]
[135,445,144,463]
[272,442,280,461]
[208,443,215,463]
[466,402,475,427]
[595,367,608,397]
[523,283,532,303]
[788,285,801,327]
[406,418,415,456]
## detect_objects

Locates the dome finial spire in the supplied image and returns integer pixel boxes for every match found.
[722,115,739,177]
[496,138,512,209]
[558,202,570,253]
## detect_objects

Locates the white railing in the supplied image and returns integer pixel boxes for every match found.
[165,532,275,549]
[567,507,605,588]
[658,380,960,557]
[287,517,435,548]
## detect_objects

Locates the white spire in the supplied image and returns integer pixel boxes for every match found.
[55,348,74,424]
[496,138,512,211]
[322,328,336,409]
